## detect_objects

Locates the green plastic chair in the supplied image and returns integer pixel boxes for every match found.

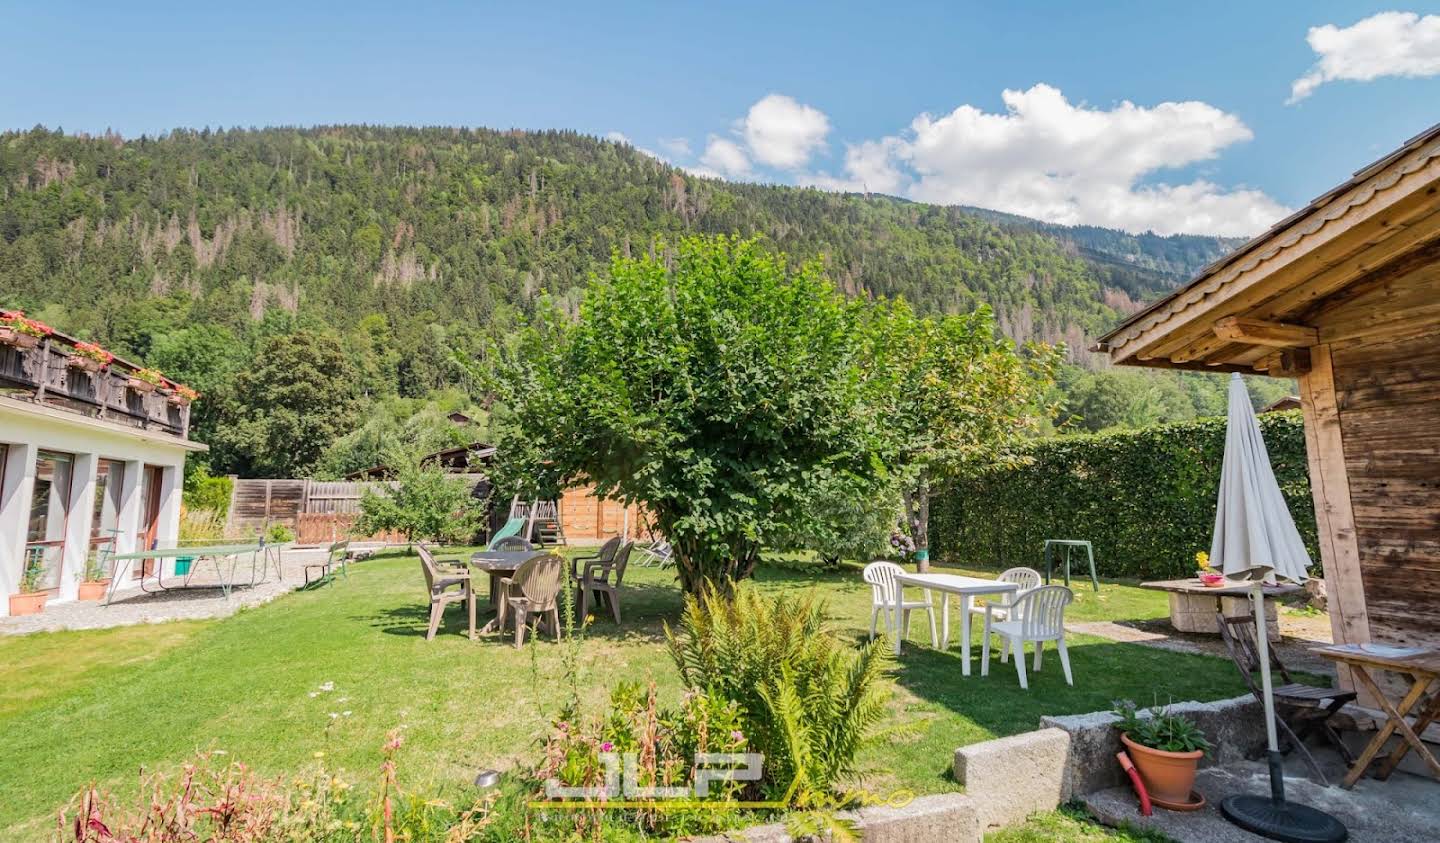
[486,517,527,551]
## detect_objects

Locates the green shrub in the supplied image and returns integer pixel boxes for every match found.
[265,522,296,544]
[528,681,748,837]
[183,464,233,519]
[356,455,481,543]
[665,583,890,803]
[930,412,1316,580]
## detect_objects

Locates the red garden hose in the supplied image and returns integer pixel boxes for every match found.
[1117,751,1152,816]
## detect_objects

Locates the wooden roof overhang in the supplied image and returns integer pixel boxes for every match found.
[1095,123,1440,377]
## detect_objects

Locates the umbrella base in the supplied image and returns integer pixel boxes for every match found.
[1220,794,1347,843]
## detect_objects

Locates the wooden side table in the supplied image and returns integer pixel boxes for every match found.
[1311,644,1440,789]
[1043,539,1099,591]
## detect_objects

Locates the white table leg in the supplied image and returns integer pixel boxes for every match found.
[960,594,973,676]
[941,594,951,651]
[892,582,904,656]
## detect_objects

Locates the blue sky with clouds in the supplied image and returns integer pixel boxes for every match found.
[3,1,1438,235]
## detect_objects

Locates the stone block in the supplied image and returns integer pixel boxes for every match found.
[952,727,1070,829]
[1167,592,1279,640]
[1040,694,1265,798]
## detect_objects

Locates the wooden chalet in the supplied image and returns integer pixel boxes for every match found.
[1095,122,1440,698]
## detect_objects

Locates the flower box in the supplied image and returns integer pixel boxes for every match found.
[167,385,200,406]
[0,326,41,350]
[67,354,106,373]
[127,367,166,395]
[0,310,53,350]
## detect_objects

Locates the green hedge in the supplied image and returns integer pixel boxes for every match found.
[930,411,1318,581]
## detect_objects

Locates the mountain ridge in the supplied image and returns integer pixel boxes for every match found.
[0,125,1241,362]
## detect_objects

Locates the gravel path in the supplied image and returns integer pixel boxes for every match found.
[1067,610,1336,677]
[0,551,327,636]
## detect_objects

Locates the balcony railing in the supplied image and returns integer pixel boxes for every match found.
[0,334,191,439]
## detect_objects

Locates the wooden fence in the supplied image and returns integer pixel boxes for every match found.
[227,479,397,540]
[227,477,656,545]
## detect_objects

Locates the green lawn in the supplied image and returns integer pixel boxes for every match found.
[0,553,1245,837]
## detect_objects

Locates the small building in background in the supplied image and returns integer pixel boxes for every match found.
[1260,395,1302,414]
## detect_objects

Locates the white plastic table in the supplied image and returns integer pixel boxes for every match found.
[892,572,1018,676]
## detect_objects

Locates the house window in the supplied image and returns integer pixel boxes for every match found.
[91,459,126,573]
[25,450,74,592]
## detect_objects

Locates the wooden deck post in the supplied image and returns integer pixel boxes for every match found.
[1299,343,1371,699]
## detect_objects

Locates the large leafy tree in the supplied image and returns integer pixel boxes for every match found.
[210,331,361,477]
[863,300,1062,570]
[490,236,884,594]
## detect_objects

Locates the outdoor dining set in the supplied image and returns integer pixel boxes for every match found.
[865,560,1075,690]
[419,534,662,647]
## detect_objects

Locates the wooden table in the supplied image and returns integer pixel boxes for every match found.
[1311,643,1440,788]
[892,573,1018,676]
[1140,578,1299,639]
[469,550,537,634]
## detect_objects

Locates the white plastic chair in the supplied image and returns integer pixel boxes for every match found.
[969,567,1043,665]
[636,540,673,568]
[981,585,1074,689]
[863,561,937,646]
[968,567,1042,622]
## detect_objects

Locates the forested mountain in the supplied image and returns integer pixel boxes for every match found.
[0,125,1266,477]
[0,126,1238,353]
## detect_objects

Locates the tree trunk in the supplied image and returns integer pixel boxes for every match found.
[904,474,932,572]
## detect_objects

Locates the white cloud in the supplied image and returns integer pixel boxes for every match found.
[658,137,693,157]
[800,84,1287,236]
[605,131,630,144]
[699,136,752,178]
[741,94,831,169]
[1289,12,1440,103]
[802,138,909,195]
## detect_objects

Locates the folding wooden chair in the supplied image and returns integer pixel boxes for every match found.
[1216,611,1356,784]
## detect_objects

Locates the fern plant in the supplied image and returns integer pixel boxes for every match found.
[664,582,890,804]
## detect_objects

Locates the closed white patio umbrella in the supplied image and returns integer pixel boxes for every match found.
[1211,373,1345,842]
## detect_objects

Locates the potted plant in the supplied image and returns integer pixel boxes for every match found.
[77,552,111,601]
[1195,551,1225,588]
[127,367,165,394]
[167,384,200,406]
[67,341,114,374]
[1113,699,1212,807]
[0,310,53,351]
[9,551,50,615]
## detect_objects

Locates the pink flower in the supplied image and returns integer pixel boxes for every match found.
[600,741,614,752]
[730,730,744,742]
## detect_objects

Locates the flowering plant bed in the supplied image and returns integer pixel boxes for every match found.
[0,310,53,350]
[127,367,166,394]
[66,341,114,373]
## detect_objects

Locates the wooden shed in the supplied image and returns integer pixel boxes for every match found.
[1095,123,1440,698]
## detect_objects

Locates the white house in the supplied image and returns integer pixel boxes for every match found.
[0,325,205,615]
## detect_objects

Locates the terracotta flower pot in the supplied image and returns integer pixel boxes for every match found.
[8,591,48,616]
[1121,733,1202,804]
[127,378,157,394]
[0,327,41,350]
[77,580,111,601]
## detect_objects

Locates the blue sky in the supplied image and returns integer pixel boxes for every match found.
[3,1,1438,235]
